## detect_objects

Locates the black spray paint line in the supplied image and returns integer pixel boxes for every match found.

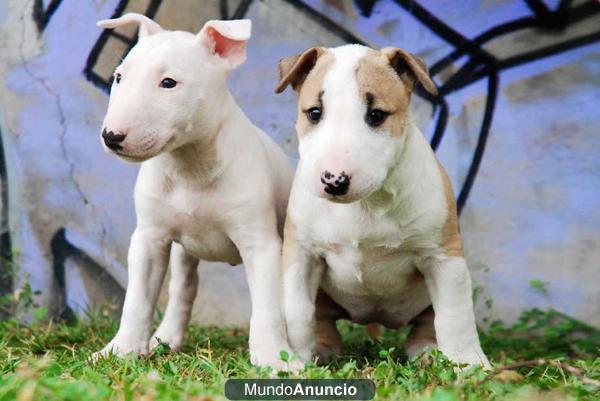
[0,123,13,300]
[33,0,63,33]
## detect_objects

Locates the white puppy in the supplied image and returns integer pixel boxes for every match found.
[276,44,490,368]
[92,13,296,370]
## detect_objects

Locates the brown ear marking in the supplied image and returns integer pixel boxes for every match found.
[381,47,438,96]
[275,47,325,94]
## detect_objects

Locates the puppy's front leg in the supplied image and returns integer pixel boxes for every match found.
[231,228,296,370]
[282,223,324,363]
[149,242,199,351]
[93,228,171,359]
[421,256,490,368]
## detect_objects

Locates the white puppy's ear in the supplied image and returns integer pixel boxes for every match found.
[198,19,252,69]
[275,47,325,93]
[381,47,438,96]
[97,13,163,38]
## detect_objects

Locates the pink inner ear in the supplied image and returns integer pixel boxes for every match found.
[207,27,246,65]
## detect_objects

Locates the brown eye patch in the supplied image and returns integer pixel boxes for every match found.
[303,90,324,124]
[365,92,390,128]
[356,52,412,137]
[296,52,336,137]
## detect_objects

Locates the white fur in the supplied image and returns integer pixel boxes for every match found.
[284,44,490,368]
[92,14,299,371]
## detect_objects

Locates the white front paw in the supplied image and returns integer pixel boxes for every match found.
[291,346,313,364]
[250,346,305,372]
[286,324,316,363]
[249,331,304,371]
[92,333,149,362]
[149,328,184,352]
[444,347,491,369]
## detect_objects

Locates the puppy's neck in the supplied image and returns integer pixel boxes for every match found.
[154,90,245,187]
[365,122,438,211]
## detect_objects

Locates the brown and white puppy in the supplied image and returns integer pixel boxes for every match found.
[276,44,490,367]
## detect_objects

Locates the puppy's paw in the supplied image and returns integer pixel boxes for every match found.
[250,347,305,373]
[405,339,437,360]
[91,335,149,363]
[249,334,306,372]
[148,328,184,352]
[249,321,307,372]
[315,342,341,365]
[445,347,491,370]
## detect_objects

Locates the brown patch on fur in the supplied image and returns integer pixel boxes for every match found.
[315,318,343,363]
[356,50,413,138]
[435,158,464,257]
[295,52,336,138]
[275,47,335,138]
[275,47,326,93]
[381,47,438,96]
[365,323,382,340]
[315,290,346,363]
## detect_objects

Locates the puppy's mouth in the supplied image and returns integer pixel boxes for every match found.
[320,183,380,204]
[322,192,361,204]
[107,135,176,162]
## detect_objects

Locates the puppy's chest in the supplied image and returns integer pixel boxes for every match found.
[304,211,423,283]
[144,186,241,264]
[322,242,420,294]
[300,206,422,257]
[298,207,431,325]
[320,243,429,327]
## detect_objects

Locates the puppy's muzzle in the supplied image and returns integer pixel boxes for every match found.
[102,128,126,151]
[321,170,351,196]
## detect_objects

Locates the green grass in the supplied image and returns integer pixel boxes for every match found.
[0,307,598,401]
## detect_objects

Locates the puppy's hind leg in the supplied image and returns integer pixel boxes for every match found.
[150,242,199,352]
[315,319,343,364]
[313,290,346,364]
[405,306,437,359]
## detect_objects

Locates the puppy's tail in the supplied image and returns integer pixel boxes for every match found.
[366,323,382,340]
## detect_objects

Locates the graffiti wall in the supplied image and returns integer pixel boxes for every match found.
[0,0,598,327]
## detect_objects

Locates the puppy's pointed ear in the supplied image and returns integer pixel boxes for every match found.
[275,47,325,94]
[198,19,251,69]
[97,13,163,38]
[381,47,438,96]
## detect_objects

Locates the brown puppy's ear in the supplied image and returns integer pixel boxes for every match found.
[275,47,325,93]
[381,47,438,96]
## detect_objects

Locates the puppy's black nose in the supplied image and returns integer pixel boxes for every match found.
[321,170,351,196]
[102,128,126,151]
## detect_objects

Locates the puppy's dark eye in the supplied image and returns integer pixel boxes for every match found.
[160,78,177,89]
[306,107,322,124]
[366,109,388,127]
[114,73,122,84]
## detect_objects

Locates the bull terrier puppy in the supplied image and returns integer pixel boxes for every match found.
[276,44,490,368]
[92,13,296,370]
